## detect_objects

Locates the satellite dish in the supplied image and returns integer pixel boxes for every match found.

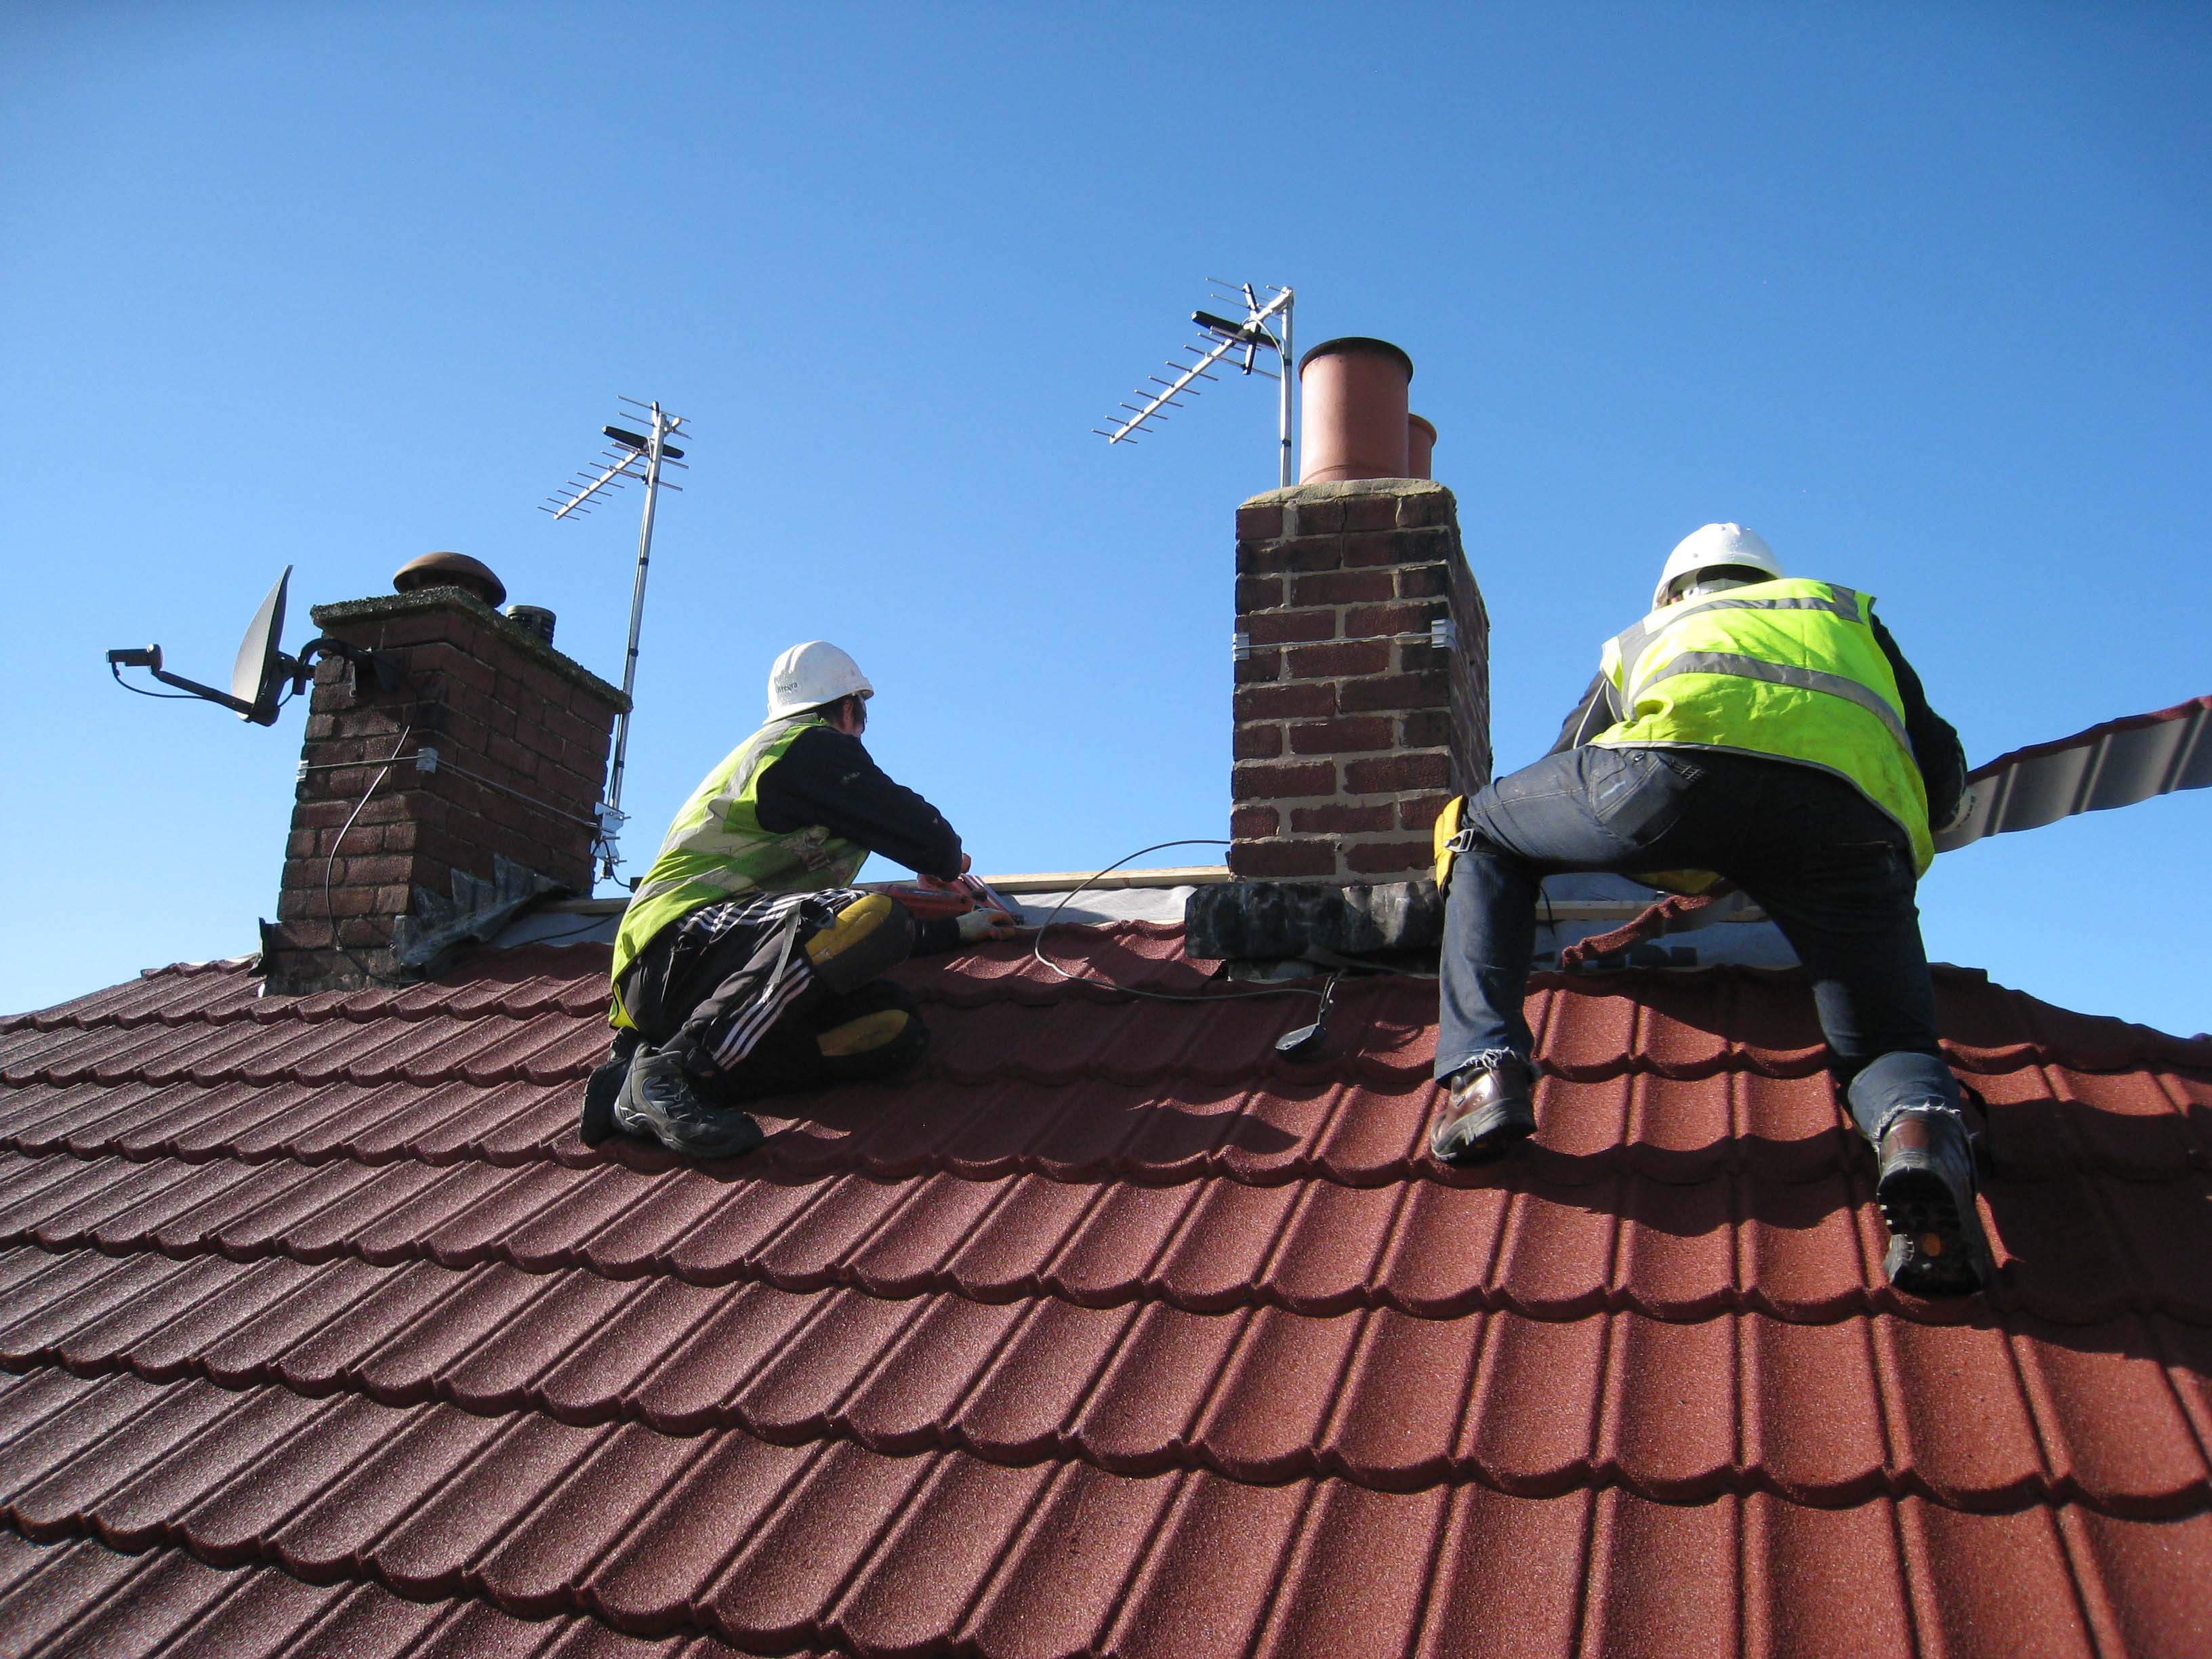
[230,568,291,724]
[107,564,402,726]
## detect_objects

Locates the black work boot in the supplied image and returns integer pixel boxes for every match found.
[615,1047,764,1160]
[579,1031,644,1147]
[1875,1106,1988,1296]
[1429,1054,1538,1164]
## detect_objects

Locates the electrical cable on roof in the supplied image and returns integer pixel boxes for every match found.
[1029,838,1334,1008]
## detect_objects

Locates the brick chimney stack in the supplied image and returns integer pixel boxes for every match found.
[260,558,628,994]
[1230,479,1489,881]
[1226,336,1488,886]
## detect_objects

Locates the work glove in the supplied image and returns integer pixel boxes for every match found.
[956,906,1019,944]
[1934,785,1977,837]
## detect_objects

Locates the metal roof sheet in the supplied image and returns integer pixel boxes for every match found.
[2,932,2209,1656]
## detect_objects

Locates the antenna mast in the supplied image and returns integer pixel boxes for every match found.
[1095,281,1294,486]
[541,398,691,882]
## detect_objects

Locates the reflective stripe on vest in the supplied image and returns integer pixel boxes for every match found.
[608,715,868,1024]
[1590,577,1933,874]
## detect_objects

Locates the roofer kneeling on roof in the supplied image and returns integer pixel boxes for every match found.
[579,642,1015,1158]
[1430,524,1988,1295]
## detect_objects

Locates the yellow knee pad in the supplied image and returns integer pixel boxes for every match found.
[803,893,915,994]
[816,1007,914,1059]
[806,893,896,966]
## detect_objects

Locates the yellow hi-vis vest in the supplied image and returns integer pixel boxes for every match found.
[609,714,868,1027]
[1589,577,1933,874]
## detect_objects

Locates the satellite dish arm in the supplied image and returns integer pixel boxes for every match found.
[105,638,403,725]
[295,638,407,699]
[149,662,266,720]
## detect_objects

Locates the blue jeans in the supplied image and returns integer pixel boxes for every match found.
[1436,745,1961,1143]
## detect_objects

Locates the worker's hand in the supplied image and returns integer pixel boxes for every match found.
[959,853,972,874]
[1934,785,1977,836]
[955,906,1021,944]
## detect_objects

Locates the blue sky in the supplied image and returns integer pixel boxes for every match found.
[3,3,2205,1036]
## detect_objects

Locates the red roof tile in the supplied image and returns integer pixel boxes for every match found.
[2,928,2211,1656]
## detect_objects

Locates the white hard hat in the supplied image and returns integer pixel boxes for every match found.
[1653,523,1782,610]
[766,640,874,720]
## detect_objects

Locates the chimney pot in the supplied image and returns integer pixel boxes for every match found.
[504,604,557,645]
[1297,337,1414,484]
[393,550,507,610]
[1407,414,1437,480]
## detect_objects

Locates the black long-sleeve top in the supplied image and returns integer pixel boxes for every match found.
[1548,609,1968,826]
[753,724,969,954]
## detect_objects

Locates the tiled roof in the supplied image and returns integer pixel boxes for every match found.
[3,928,2210,1657]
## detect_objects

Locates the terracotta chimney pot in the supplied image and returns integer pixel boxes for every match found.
[1298,337,1413,483]
[1406,414,1437,480]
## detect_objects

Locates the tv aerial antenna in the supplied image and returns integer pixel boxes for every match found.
[541,398,691,882]
[106,566,401,725]
[1094,281,1294,487]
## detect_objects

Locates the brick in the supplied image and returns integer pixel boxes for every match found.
[1341,492,1404,531]
[1284,497,1346,535]
[1399,710,1452,749]
[1244,607,1336,647]
[1347,600,1445,638]
[1285,640,1391,680]
[1235,574,1286,614]
[1398,489,1452,527]
[1233,648,1283,686]
[1289,802,1397,834]
[1231,805,1280,839]
[1399,793,1454,831]
[431,650,497,699]
[358,613,456,651]
[1234,682,1335,721]
[1345,838,1434,875]
[340,854,416,888]
[1235,501,1284,541]
[1228,838,1338,879]
[571,682,623,721]
[1338,671,1448,713]
[1236,536,1341,576]
[1290,568,1396,607]
[1231,760,1336,801]
[1344,753,1451,794]
[1287,716,1393,756]
[321,885,381,919]
[485,731,540,781]
[1234,723,1284,760]
[1343,527,1454,568]
[1396,563,1450,599]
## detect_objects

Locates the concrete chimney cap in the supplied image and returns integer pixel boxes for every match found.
[1297,337,1414,382]
[394,551,507,609]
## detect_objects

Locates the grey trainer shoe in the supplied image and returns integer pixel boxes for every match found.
[615,1048,764,1160]
[1875,1106,1988,1296]
[1429,1054,1538,1164]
